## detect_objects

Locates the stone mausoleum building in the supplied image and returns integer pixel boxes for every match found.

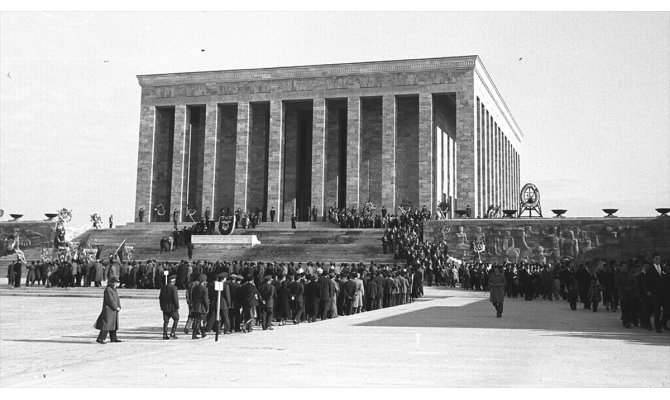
[134,56,523,222]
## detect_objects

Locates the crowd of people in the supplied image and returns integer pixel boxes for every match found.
[5,203,668,341]
[379,209,669,331]
[6,256,176,289]
[92,259,426,341]
[328,204,433,230]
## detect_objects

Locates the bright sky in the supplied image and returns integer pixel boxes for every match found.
[1,10,669,226]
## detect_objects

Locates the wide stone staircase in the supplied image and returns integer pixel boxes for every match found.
[76,221,394,264]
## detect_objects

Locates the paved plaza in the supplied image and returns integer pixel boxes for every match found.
[0,284,668,387]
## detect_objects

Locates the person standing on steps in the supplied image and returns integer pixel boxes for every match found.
[291,214,296,229]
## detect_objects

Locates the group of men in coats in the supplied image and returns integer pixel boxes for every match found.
[92,259,424,342]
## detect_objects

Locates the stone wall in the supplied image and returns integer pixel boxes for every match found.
[423,217,670,264]
[1,221,57,256]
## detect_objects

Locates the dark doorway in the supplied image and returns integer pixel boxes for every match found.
[282,101,313,222]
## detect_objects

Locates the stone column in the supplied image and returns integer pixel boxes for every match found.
[418,93,433,213]
[381,95,396,213]
[266,100,283,221]
[494,124,500,209]
[346,96,360,208]
[487,114,492,210]
[507,140,511,209]
[503,138,508,209]
[498,127,502,208]
[170,105,187,222]
[311,98,326,220]
[134,104,155,221]
[484,108,489,216]
[200,103,218,217]
[455,80,476,213]
[476,101,483,217]
[234,102,250,214]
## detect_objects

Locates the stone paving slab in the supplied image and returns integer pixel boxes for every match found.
[0,286,668,387]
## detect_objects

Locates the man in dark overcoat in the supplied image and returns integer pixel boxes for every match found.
[366,274,379,311]
[159,274,180,339]
[227,274,242,332]
[13,260,22,288]
[318,271,334,320]
[95,277,122,344]
[205,272,231,334]
[305,275,320,322]
[488,265,507,317]
[287,275,304,323]
[341,274,357,316]
[239,275,259,333]
[190,274,209,339]
[258,275,276,330]
[645,254,666,333]
[615,262,637,328]
[176,261,189,290]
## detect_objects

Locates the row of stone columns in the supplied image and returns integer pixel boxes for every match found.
[477,99,520,217]
[151,92,453,222]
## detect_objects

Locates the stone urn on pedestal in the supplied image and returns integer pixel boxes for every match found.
[602,209,618,218]
[503,209,517,218]
[45,213,59,221]
[551,209,567,218]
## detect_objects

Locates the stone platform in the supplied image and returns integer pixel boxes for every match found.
[0,285,668,387]
[191,234,261,248]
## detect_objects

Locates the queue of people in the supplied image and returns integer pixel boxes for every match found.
[151,259,425,340]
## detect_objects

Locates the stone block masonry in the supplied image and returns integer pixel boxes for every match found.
[135,56,523,220]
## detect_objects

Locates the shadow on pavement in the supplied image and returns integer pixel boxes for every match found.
[357,299,670,347]
[3,339,93,345]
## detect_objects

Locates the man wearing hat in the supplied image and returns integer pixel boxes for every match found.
[258,275,276,330]
[227,274,242,332]
[239,275,259,332]
[94,277,122,344]
[318,270,335,320]
[159,274,180,339]
[287,275,304,324]
[190,274,209,339]
[205,272,231,334]
[488,265,507,318]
